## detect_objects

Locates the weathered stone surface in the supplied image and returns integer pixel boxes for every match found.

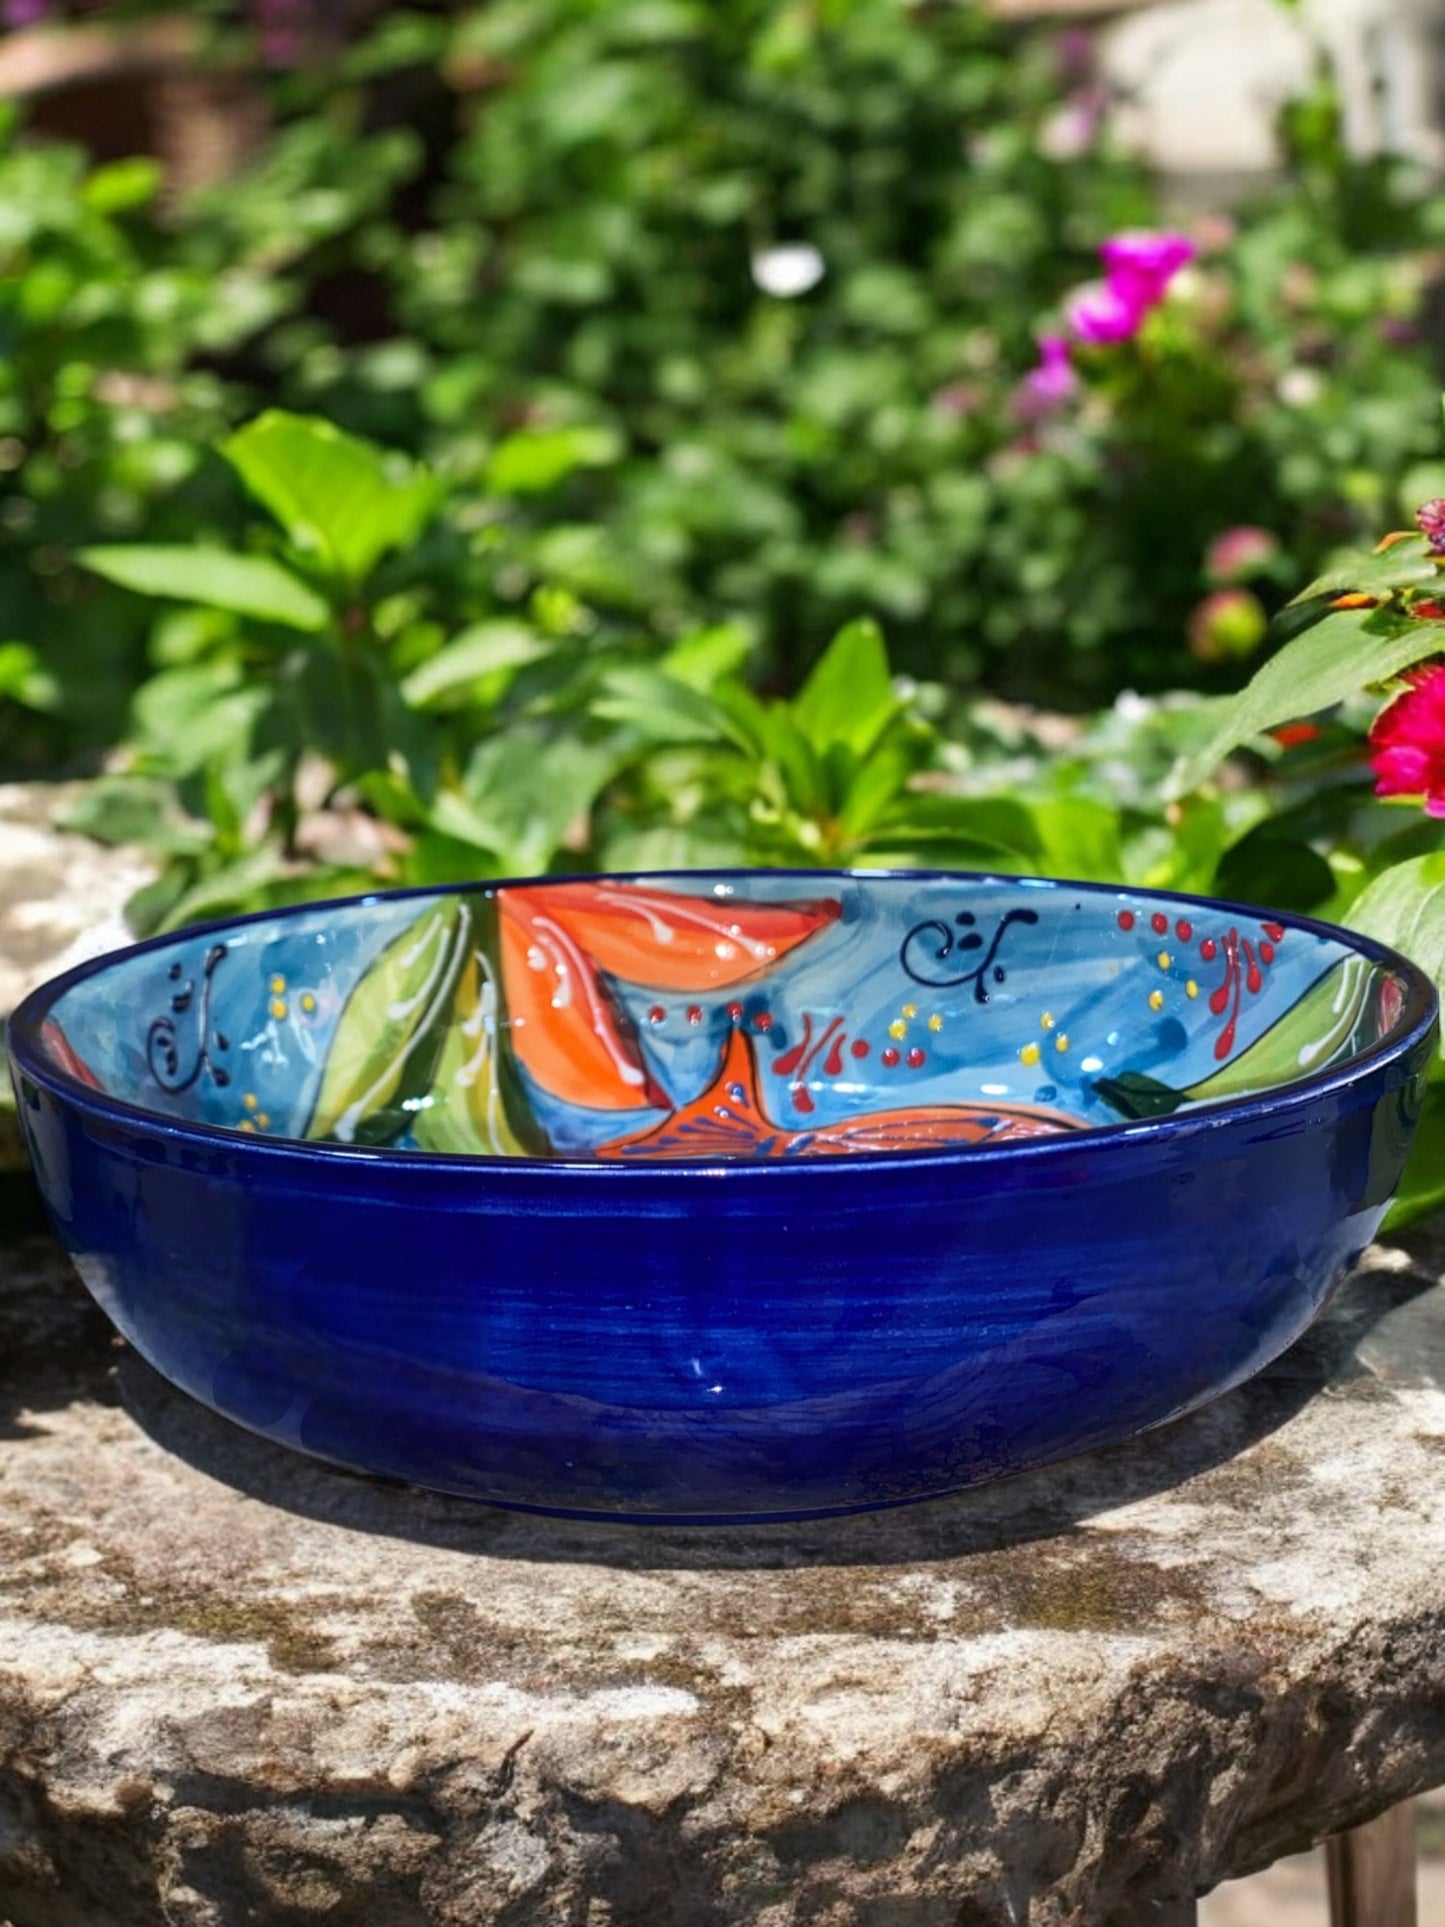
[1,1220,1444,1925]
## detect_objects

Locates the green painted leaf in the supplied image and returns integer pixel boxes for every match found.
[307,897,473,1145]
[1347,854,1445,1057]
[410,946,547,1156]
[79,546,328,632]
[1170,606,1438,796]
[1182,955,1384,1104]
[401,622,553,709]
[791,618,898,762]
[223,411,441,589]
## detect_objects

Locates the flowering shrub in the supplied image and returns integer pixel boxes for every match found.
[1173,482,1445,1227]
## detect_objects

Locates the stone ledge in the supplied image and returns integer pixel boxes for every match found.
[1,1220,1444,1922]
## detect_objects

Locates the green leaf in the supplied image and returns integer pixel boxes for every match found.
[307,896,474,1145]
[438,733,622,874]
[1170,606,1439,796]
[1383,1080,1445,1230]
[1213,829,1337,912]
[1287,534,1439,607]
[80,546,328,632]
[791,618,899,761]
[1347,854,1445,1053]
[59,776,212,857]
[0,641,59,712]
[660,623,756,693]
[591,665,738,747]
[132,664,271,779]
[485,424,623,496]
[160,847,302,934]
[223,411,441,589]
[81,157,162,215]
[400,621,553,709]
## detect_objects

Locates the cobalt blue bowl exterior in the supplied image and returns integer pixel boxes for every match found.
[7,869,1438,1521]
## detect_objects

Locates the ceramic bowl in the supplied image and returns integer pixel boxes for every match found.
[8,870,1438,1521]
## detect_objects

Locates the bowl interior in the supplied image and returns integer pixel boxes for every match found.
[32,873,1412,1161]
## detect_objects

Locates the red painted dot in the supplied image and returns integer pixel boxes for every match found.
[754,1010,774,1032]
[1200,938,1218,962]
[907,1047,926,1068]
[1117,911,1136,931]
[726,1001,743,1021]
[1259,941,1275,965]
[686,1005,703,1025]
[1263,922,1285,943]
[881,1047,900,1068]
[648,1005,666,1025]
[1175,920,1193,942]
[850,1038,870,1059]
[1151,912,1169,935]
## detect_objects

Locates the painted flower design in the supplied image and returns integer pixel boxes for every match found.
[1368,664,1445,817]
[497,883,842,1112]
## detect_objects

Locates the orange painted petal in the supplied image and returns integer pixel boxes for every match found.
[794,1103,1079,1156]
[507,882,842,993]
[498,898,667,1113]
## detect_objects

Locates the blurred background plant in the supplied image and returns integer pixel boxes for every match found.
[0,0,1441,1214]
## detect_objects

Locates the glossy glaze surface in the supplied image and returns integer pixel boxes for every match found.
[8,871,1438,1519]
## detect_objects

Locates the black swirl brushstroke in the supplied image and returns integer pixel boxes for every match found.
[148,944,231,1091]
[899,907,1040,1002]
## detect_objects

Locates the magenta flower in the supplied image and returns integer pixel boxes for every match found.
[1066,280,1147,347]
[3,0,54,25]
[1415,499,1445,556]
[1014,333,1077,417]
[1100,231,1196,306]
[1065,229,1195,350]
[1368,665,1445,816]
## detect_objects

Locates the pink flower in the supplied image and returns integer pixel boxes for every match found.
[1368,665,1445,816]
[1415,499,1445,556]
[1065,229,1195,349]
[1066,280,1147,346]
[1205,525,1279,584]
[1014,333,1077,417]
[1100,230,1195,306]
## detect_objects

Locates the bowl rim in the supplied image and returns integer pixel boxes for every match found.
[7,865,1439,1181]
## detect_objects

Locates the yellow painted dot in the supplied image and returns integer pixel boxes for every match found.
[1186,980,1199,999]
[1040,1011,1056,1031]
[888,1018,908,1040]
[1019,1042,1041,1066]
[269,974,286,994]
[1157,950,1172,970]
[255,1113,269,1130]
[1054,1033,1069,1053]
[243,1093,258,1111]
[901,1003,918,1020]
[270,999,288,1022]
[927,1013,943,1033]
[1149,988,1164,1012]
[238,1119,255,1133]
[301,992,317,1014]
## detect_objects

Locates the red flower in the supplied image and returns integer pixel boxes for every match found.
[1368,664,1445,817]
